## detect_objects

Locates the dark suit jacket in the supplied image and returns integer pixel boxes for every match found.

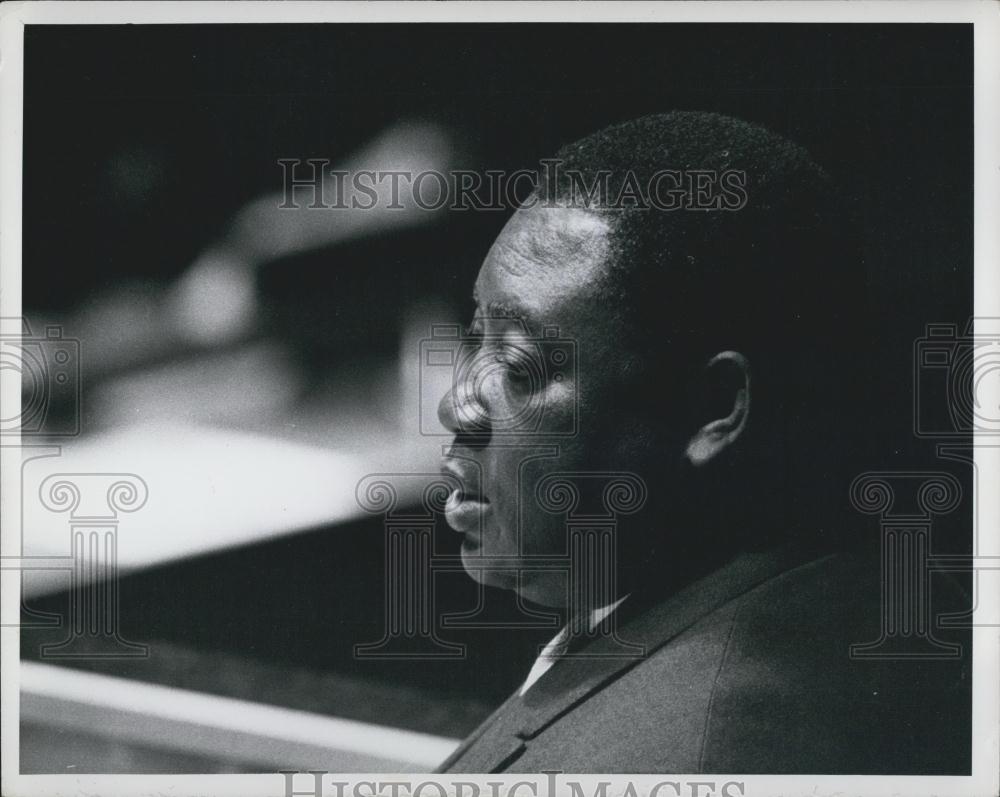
[438,547,971,774]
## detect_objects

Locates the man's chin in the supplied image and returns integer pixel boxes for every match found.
[458,541,518,591]
[458,544,565,607]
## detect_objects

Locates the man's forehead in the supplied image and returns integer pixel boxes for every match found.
[486,205,612,276]
[473,205,614,316]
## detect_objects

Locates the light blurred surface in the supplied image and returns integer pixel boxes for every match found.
[20,424,386,597]
[21,660,459,773]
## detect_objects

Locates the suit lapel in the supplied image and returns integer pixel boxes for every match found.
[513,546,828,742]
[435,688,527,773]
[441,545,828,773]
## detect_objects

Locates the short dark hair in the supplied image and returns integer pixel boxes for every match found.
[537,112,869,547]
[537,111,862,375]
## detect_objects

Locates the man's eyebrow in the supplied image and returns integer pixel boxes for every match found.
[485,300,525,319]
[471,289,527,320]
[475,299,527,320]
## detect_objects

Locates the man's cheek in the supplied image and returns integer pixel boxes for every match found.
[536,380,578,437]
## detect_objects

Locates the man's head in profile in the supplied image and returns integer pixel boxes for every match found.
[438,111,863,611]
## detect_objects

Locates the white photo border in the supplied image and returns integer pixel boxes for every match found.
[1,2,997,796]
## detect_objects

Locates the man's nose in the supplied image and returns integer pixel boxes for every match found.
[437,375,491,438]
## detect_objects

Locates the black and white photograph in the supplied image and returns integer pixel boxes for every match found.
[0,3,998,797]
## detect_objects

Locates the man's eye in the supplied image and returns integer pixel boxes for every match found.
[495,347,533,386]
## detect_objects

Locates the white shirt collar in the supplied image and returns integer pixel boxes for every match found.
[518,595,629,696]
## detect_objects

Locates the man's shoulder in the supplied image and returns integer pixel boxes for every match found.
[530,548,971,774]
[513,550,858,772]
[507,548,971,774]
[611,549,871,721]
[644,548,972,774]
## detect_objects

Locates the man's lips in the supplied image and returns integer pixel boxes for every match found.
[444,489,490,533]
[440,460,490,533]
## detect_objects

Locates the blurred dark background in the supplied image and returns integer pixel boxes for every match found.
[19,23,972,773]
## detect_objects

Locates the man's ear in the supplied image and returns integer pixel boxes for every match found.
[685,351,751,467]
